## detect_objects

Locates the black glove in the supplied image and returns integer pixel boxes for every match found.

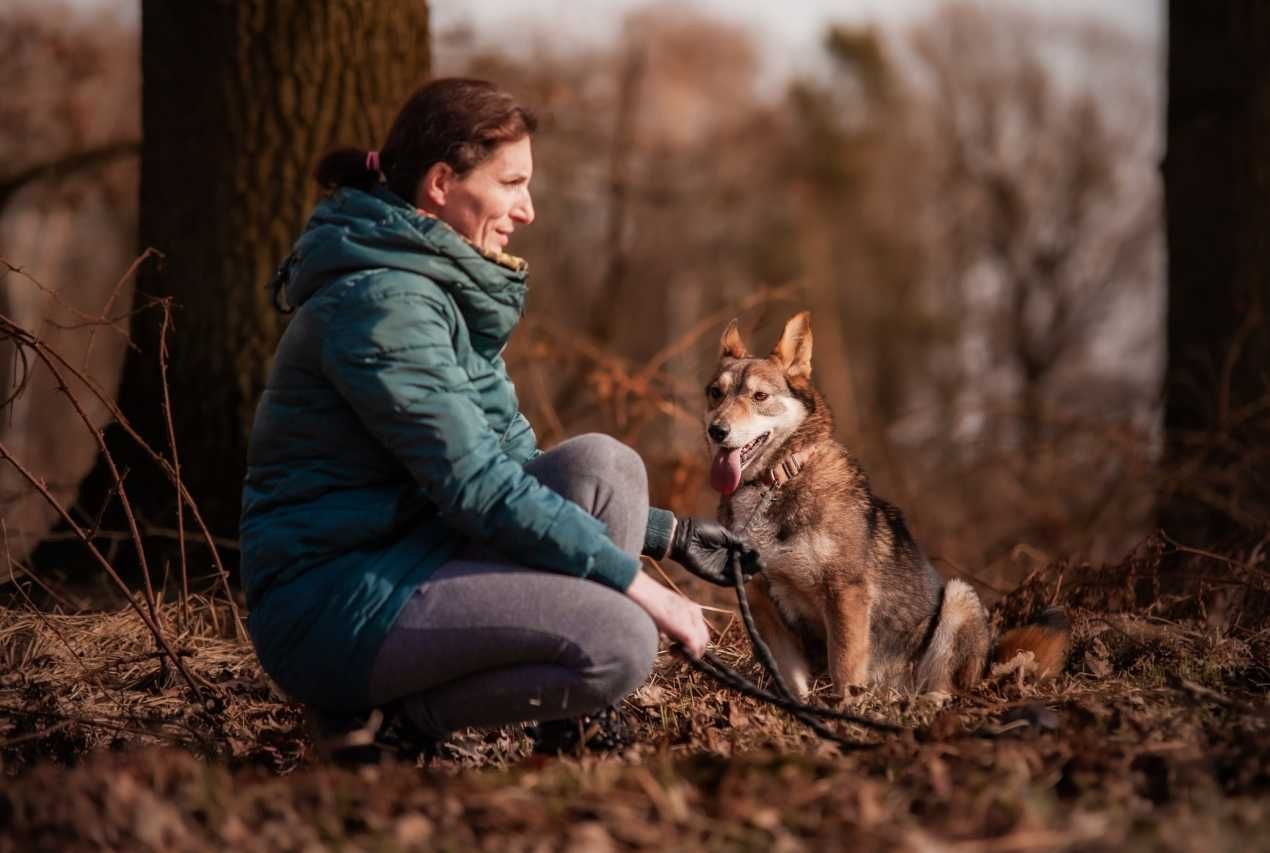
[669,517,765,586]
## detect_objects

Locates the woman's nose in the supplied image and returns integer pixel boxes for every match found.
[512,190,534,225]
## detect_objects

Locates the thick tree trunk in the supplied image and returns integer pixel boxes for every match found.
[122,1,430,534]
[1162,1,1270,542]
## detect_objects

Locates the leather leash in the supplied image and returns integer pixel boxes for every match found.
[675,451,905,750]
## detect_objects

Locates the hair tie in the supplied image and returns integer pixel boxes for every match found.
[365,150,381,173]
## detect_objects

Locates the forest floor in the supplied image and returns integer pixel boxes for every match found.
[0,536,1267,852]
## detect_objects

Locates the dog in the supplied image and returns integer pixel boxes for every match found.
[704,310,1069,698]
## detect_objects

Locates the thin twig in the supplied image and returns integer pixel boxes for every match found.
[84,247,161,367]
[24,324,164,636]
[157,300,191,630]
[0,439,203,699]
[31,525,240,552]
[0,280,245,639]
[643,557,731,614]
[1159,530,1268,577]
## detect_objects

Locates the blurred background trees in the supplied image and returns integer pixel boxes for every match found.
[442,2,1164,584]
[0,4,137,565]
[0,0,1193,596]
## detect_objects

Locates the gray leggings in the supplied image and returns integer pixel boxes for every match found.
[365,433,659,738]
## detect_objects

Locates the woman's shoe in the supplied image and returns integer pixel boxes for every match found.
[303,705,388,767]
[303,703,448,767]
[528,705,633,755]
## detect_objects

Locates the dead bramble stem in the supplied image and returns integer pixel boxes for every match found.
[157,299,191,630]
[0,251,249,702]
[0,259,244,640]
[0,436,204,700]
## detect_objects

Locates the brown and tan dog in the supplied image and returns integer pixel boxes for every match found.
[705,311,1069,698]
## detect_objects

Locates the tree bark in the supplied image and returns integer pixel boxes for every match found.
[1162,1,1270,542]
[122,1,430,534]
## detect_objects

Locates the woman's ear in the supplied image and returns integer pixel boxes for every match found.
[416,161,456,210]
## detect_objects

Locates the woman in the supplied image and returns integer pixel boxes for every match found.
[240,78,762,756]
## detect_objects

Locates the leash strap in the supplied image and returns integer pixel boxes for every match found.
[672,459,906,749]
[727,550,901,731]
[671,514,904,750]
[682,652,886,751]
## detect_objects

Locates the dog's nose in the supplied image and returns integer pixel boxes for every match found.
[708,423,730,443]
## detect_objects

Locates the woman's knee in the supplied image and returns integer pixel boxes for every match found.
[578,596,658,704]
[552,433,648,495]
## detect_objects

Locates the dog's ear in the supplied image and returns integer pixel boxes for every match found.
[772,311,813,379]
[720,319,749,359]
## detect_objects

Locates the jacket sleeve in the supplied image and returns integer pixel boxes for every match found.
[321,284,640,591]
[503,411,541,463]
[643,507,677,559]
[493,355,541,464]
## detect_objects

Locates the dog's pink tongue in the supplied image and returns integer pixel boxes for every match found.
[710,447,743,494]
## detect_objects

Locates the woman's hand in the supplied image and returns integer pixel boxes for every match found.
[668,517,765,587]
[625,571,710,658]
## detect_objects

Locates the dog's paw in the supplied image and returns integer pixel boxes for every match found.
[821,682,869,706]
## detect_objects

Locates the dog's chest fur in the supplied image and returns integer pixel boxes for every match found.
[722,452,864,629]
[723,440,946,679]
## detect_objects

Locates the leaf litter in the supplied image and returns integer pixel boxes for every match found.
[0,534,1267,851]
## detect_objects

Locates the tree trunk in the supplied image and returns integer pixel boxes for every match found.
[1162,2,1270,543]
[122,1,430,534]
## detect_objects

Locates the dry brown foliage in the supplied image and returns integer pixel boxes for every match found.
[1,538,1267,850]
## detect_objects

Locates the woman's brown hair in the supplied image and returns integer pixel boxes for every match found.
[313,77,537,202]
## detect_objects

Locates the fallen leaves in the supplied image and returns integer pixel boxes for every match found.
[2,542,1269,849]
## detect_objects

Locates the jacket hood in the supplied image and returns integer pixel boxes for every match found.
[273,186,529,348]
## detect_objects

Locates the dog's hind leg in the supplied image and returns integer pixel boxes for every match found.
[747,580,813,700]
[915,579,990,693]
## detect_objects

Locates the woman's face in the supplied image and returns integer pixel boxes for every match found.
[416,136,535,255]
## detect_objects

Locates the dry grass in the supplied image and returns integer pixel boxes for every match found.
[1,538,1267,851]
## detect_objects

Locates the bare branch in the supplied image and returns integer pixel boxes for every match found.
[0,139,140,212]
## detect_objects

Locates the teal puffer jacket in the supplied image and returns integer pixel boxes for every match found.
[240,185,647,711]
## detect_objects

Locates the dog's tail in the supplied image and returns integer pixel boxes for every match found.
[992,607,1071,679]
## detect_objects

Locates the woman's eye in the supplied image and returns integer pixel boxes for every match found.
[753,391,768,402]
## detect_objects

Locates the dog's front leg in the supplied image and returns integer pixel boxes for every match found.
[824,579,872,692]
[748,579,812,700]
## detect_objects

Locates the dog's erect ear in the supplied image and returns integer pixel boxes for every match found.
[720,319,749,359]
[772,311,813,379]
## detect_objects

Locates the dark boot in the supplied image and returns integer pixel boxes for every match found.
[528,705,633,756]
[304,706,388,767]
[378,701,449,763]
[304,704,445,767]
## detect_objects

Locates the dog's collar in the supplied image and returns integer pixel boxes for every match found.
[763,448,812,488]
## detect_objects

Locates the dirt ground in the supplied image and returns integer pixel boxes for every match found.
[1,537,1267,852]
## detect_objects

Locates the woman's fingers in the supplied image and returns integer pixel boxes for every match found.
[654,590,705,658]
[625,571,709,658]
[672,597,709,658]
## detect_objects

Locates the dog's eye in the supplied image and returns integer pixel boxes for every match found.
[706,386,722,401]
[753,391,768,402]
